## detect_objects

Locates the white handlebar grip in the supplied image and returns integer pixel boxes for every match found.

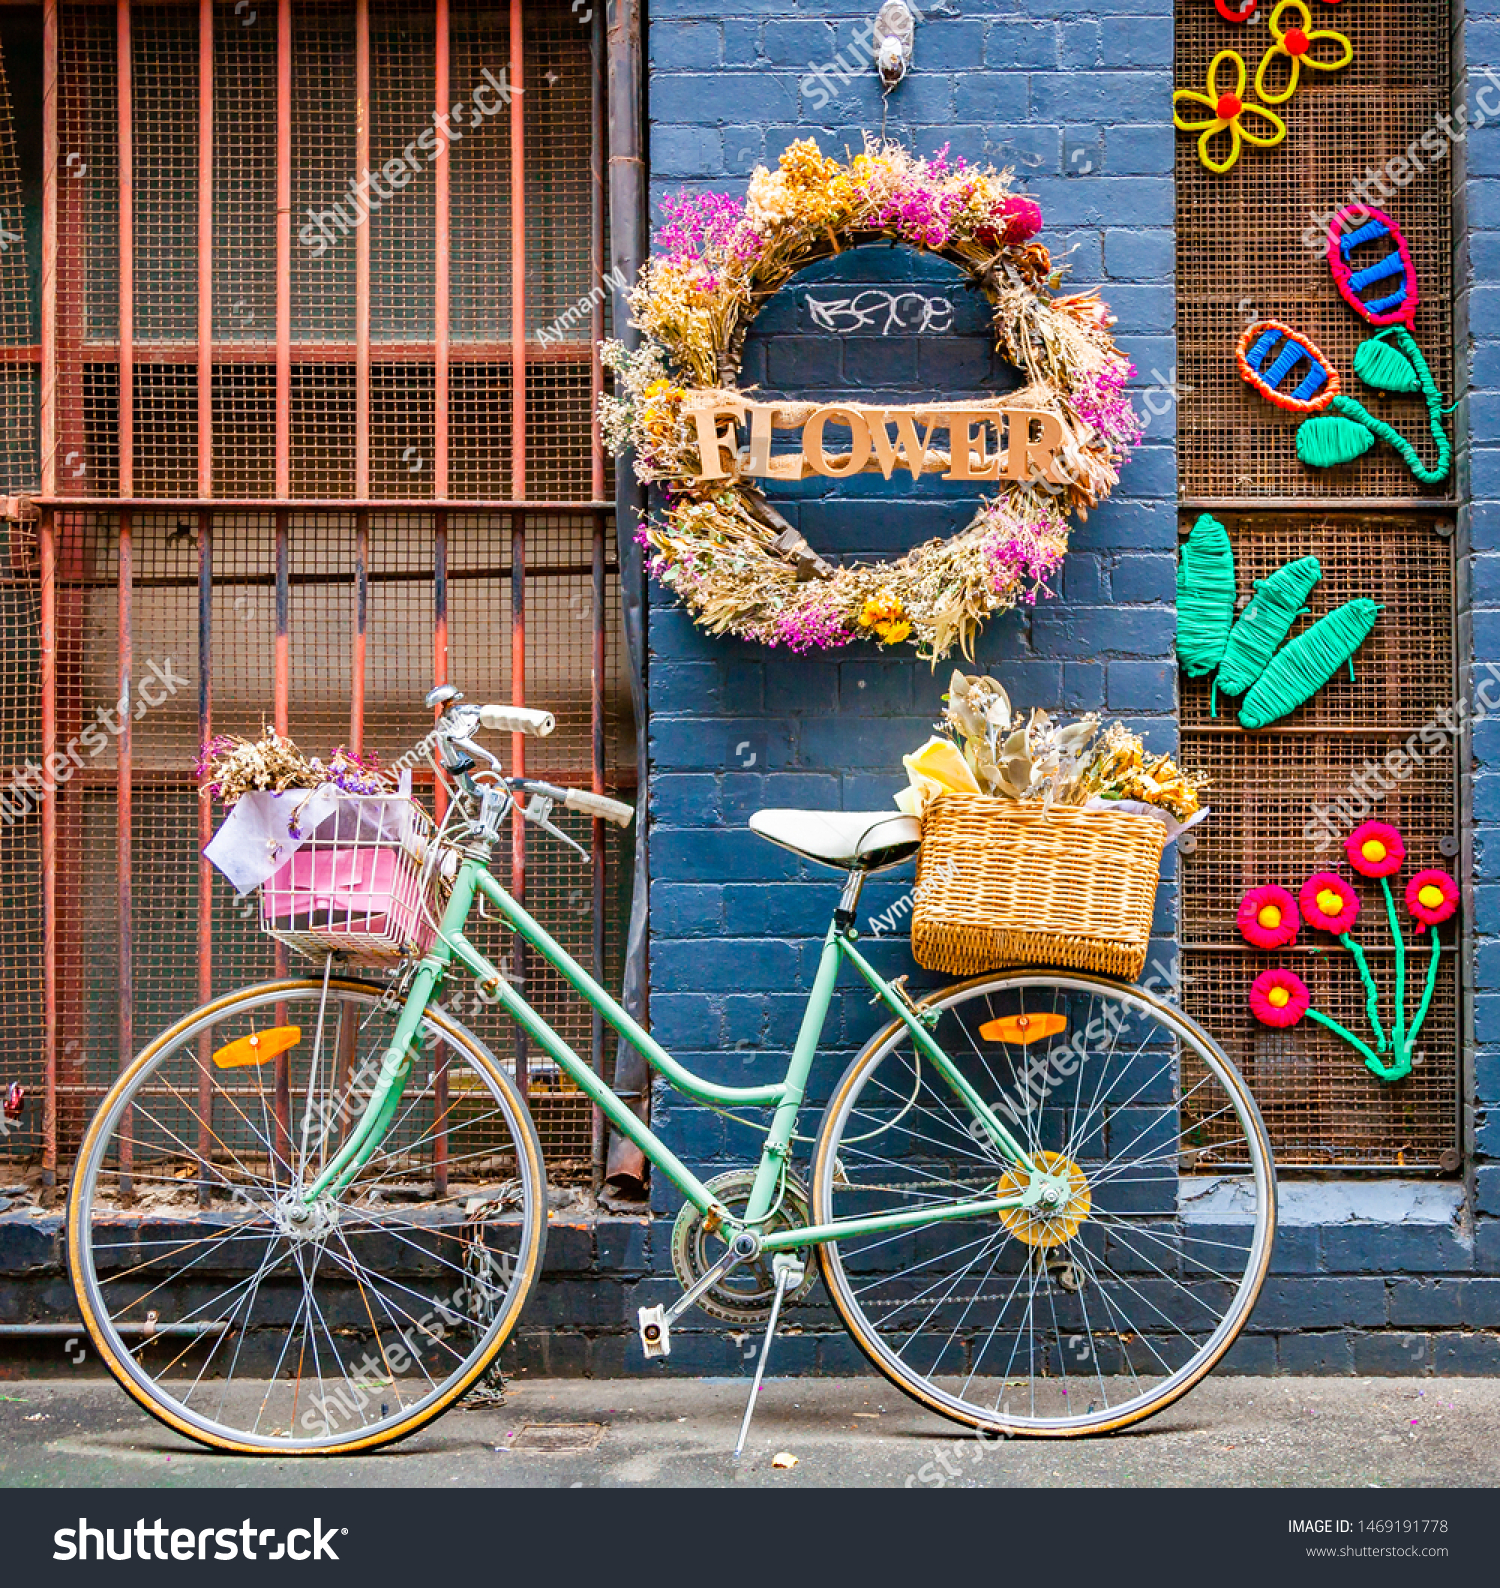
[478,704,556,737]
[562,788,635,828]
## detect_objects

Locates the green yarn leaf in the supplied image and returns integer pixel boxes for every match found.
[1238,598,1381,729]
[1297,415,1376,469]
[1354,335,1421,394]
[1176,514,1236,679]
[1215,555,1322,699]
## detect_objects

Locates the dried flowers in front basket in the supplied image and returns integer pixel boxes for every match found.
[198,729,445,967]
[902,674,1210,981]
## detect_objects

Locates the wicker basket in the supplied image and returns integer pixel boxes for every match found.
[911,793,1167,982]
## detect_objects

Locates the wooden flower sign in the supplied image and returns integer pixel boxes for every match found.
[599,139,1140,659]
[685,397,1070,485]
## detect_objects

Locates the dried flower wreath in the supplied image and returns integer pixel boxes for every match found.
[599,138,1141,660]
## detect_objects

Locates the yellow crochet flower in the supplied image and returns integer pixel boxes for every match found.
[1174,51,1287,174]
[1253,0,1352,106]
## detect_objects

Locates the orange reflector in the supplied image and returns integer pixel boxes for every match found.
[979,1012,1067,1045]
[213,1025,302,1069]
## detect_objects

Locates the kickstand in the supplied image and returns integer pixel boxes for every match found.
[733,1253,803,1459]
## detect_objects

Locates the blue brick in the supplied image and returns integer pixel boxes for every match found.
[985,18,1058,69]
[650,22,722,70]
[1032,604,1175,657]
[1251,1278,1387,1329]
[650,124,725,178]
[1104,228,1174,281]
[1276,1332,1355,1373]
[1322,1222,1472,1275]
[1057,20,1101,69]
[1389,1278,1467,1327]
[649,883,724,937]
[1029,72,1168,127]
[1106,660,1175,712]
[1477,1163,1500,1214]
[651,72,799,126]
[1111,553,1175,602]
[761,19,835,66]
[651,937,799,993]
[646,993,721,1050]
[1061,660,1106,708]
[1353,1332,1431,1375]
[951,73,1032,125]
[1433,1333,1500,1374]
[651,828,799,882]
[1061,552,1105,604]
[1099,17,1172,68]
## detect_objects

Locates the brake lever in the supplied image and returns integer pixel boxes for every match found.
[523,794,589,861]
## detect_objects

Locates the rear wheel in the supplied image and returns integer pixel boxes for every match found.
[68,979,546,1455]
[812,971,1275,1436]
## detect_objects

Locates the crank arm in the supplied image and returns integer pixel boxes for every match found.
[663,1238,752,1329]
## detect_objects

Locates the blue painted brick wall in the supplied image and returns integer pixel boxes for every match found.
[645,0,1177,1224]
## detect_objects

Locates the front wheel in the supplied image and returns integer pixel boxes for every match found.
[812,970,1275,1437]
[68,979,547,1455]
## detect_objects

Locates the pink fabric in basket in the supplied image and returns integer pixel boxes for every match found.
[263,845,432,949]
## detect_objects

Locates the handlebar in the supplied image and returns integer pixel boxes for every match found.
[516,778,635,829]
[478,703,556,737]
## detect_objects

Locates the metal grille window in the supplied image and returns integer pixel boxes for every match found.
[0,0,629,1190]
[1175,0,1459,1167]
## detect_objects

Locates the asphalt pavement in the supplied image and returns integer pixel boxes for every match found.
[1,1374,1496,1488]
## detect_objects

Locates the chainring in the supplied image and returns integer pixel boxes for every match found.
[670,1167,816,1324]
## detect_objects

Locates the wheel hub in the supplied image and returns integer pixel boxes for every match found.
[996,1150,1090,1247]
[273,1193,341,1243]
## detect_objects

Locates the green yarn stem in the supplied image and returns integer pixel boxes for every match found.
[1381,874,1408,1060]
[1339,932,1387,1052]
[1405,928,1443,1051]
[1306,1008,1411,1083]
[1328,394,1451,486]
[1210,676,1218,718]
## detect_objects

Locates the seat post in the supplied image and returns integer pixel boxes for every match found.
[834,869,866,933]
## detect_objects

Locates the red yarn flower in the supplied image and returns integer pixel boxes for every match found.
[997,195,1043,245]
[1250,968,1311,1028]
[1298,871,1359,935]
[1237,885,1299,948]
[1405,869,1458,933]
[1345,821,1405,878]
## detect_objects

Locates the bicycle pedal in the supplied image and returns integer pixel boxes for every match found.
[637,1304,671,1360]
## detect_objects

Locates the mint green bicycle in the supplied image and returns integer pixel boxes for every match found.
[68,688,1275,1455]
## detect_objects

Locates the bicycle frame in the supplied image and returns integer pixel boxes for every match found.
[303,841,1043,1251]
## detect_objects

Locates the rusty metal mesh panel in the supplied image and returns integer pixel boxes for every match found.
[1178,512,1458,1167]
[0,29,36,497]
[289,2,358,496]
[40,510,629,1172]
[1175,0,1453,500]
[0,533,42,1167]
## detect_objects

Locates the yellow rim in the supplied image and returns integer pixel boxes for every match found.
[68,979,547,1457]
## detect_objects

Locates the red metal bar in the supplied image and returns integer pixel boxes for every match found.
[355,0,370,500]
[40,0,57,499]
[508,0,525,501]
[431,508,448,1193]
[196,510,213,1203]
[116,511,133,1195]
[351,515,367,753]
[31,496,611,511]
[197,0,213,498]
[590,509,606,1190]
[116,0,133,497]
[433,0,449,499]
[273,511,291,1169]
[590,5,605,503]
[275,0,291,499]
[510,509,527,1097]
[39,511,57,1195]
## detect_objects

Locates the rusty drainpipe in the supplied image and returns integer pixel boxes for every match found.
[604,0,650,1200]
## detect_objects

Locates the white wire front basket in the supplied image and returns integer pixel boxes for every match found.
[258,793,443,967]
